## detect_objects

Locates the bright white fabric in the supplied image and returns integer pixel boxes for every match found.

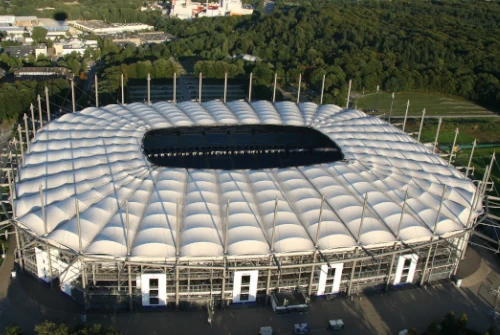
[14,101,481,260]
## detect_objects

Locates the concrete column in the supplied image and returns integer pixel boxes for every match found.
[221,258,227,305]
[347,260,357,296]
[265,255,273,304]
[14,226,24,271]
[175,264,180,309]
[385,246,398,291]
[46,245,53,290]
[307,251,317,297]
[420,245,433,286]
[128,264,133,311]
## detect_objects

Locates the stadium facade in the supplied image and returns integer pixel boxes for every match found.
[8,100,484,309]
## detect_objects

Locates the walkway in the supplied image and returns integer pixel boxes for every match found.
[177,76,193,102]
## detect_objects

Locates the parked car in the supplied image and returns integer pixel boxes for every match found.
[294,323,309,334]
[328,319,344,330]
[259,326,273,335]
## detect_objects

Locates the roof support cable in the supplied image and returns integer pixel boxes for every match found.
[269,169,316,247]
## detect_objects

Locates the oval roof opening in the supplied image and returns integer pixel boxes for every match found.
[142,125,344,169]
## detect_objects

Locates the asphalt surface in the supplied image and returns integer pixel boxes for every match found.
[385,114,498,119]
[0,244,497,335]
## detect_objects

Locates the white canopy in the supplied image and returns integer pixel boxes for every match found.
[14,101,481,261]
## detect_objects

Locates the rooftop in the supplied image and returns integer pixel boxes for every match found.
[37,18,68,27]
[13,101,480,260]
[4,44,45,58]
[74,20,111,30]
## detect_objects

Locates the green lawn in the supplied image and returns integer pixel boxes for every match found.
[418,128,476,145]
[401,117,500,144]
[354,91,494,117]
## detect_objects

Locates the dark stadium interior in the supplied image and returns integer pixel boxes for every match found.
[142,125,344,169]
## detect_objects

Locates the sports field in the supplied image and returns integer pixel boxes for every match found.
[355,91,495,117]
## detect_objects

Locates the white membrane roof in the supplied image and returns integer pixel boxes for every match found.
[14,101,481,261]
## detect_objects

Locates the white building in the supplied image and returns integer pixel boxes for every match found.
[53,39,97,56]
[0,26,25,41]
[171,0,252,19]
[15,16,38,27]
[0,15,16,25]
[70,20,154,35]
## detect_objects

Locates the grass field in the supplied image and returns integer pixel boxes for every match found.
[355,91,495,117]
[402,118,500,144]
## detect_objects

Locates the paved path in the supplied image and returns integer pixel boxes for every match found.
[386,114,498,119]
[0,246,496,334]
[178,76,193,102]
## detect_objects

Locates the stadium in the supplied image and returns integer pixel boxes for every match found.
[8,100,483,310]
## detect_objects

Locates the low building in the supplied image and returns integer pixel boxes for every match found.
[70,20,154,35]
[170,0,205,19]
[0,26,26,41]
[14,66,73,79]
[15,16,38,27]
[3,44,47,59]
[99,33,142,46]
[242,54,258,62]
[37,18,70,32]
[171,0,252,19]
[53,39,97,56]
[137,32,176,44]
[0,15,16,25]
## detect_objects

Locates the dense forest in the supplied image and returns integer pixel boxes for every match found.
[97,0,500,107]
[153,0,500,107]
[0,79,70,122]
[1,0,500,120]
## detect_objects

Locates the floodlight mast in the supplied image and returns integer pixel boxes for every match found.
[388,92,394,123]
[147,73,151,105]
[345,79,352,109]
[417,108,426,142]
[248,72,253,102]
[320,74,325,105]
[272,73,277,103]
[121,73,125,105]
[433,118,442,153]
[297,74,301,104]
[45,86,51,121]
[402,100,409,132]
[199,72,202,103]
[37,95,43,129]
[30,104,36,135]
[71,78,75,113]
[173,73,177,105]
[94,75,99,107]
[224,72,228,103]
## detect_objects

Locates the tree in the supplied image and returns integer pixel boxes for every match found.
[2,325,23,335]
[31,27,47,43]
[34,321,69,335]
